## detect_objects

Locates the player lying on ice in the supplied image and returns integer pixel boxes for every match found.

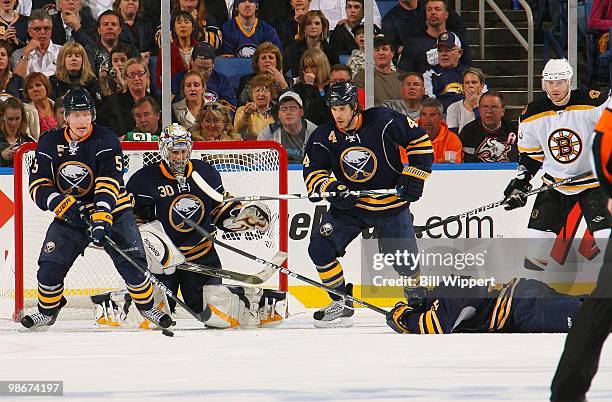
[93,124,287,329]
[22,89,173,330]
[302,81,434,328]
[386,277,586,334]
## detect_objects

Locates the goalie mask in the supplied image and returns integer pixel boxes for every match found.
[541,59,573,106]
[159,124,192,178]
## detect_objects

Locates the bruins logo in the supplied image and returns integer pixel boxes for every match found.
[56,162,93,197]
[589,90,601,99]
[169,194,205,233]
[548,128,582,164]
[340,147,377,183]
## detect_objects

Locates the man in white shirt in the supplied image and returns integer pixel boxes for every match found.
[11,9,62,77]
[310,0,381,30]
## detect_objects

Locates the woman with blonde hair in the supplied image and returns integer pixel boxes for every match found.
[0,97,35,167]
[234,74,277,140]
[237,42,289,106]
[190,102,241,142]
[285,10,338,79]
[49,42,101,103]
[172,70,206,129]
[292,47,331,124]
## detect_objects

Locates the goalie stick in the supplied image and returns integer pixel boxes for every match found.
[183,218,390,316]
[414,171,593,234]
[178,251,288,285]
[192,171,397,203]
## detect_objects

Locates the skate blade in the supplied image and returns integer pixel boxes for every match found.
[313,316,353,328]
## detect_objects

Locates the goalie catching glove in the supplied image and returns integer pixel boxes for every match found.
[222,202,271,232]
[396,166,431,202]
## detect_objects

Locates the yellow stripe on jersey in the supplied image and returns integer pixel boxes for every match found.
[431,310,443,334]
[518,145,543,153]
[497,280,520,330]
[565,105,598,112]
[521,110,557,123]
[425,311,436,334]
[418,313,426,334]
[355,200,408,211]
[408,134,431,145]
[318,263,344,280]
[95,182,120,197]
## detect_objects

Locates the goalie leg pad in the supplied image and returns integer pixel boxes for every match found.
[202,285,261,329]
[258,289,287,328]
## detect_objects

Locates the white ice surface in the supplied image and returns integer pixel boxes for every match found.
[1,309,611,402]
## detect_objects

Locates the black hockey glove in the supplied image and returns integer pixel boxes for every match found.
[386,302,415,334]
[48,195,85,226]
[396,166,431,202]
[503,167,533,210]
[325,181,358,210]
[90,211,113,246]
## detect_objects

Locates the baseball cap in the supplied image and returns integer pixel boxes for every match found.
[436,32,462,49]
[192,42,216,60]
[235,0,259,7]
[278,91,303,108]
[373,33,389,48]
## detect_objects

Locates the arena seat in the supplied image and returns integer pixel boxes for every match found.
[213,57,253,91]
[377,0,396,18]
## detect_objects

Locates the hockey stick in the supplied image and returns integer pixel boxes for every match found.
[192,170,397,203]
[414,171,593,234]
[102,235,205,326]
[178,251,288,285]
[183,218,390,316]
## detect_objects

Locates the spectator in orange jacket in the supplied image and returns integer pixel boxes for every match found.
[418,97,462,163]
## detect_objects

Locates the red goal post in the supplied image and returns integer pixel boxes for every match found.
[7,141,288,321]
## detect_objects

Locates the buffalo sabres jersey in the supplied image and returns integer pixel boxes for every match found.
[220,18,283,57]
[303,107,434,217]
[518,89,609,194]
[29,125,133,216]
[127,159,241,262]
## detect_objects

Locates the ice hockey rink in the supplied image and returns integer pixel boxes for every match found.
[1,309,611,402]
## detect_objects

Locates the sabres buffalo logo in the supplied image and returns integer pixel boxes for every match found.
[237,44,257,58]
[169,194,205,232]
[548,128,582,164]
[56,162,93,197]
[340,147,377,183]
[475,137,512,162]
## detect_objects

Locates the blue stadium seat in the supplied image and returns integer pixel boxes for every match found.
[377,1,396,18]
[213,57,253,92]
[148,56,160,96]
[339,55,349,65]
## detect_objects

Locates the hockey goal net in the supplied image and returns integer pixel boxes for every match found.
[1,141,288,321]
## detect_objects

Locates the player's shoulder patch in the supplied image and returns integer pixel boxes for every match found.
[567,88,608,107]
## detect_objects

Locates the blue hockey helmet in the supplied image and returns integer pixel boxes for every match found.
[63,89,96,121]
[326,81,358,109]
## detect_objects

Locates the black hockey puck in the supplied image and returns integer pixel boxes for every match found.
[162,329,174,337]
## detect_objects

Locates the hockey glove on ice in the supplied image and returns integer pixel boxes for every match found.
[48,194,85,227]
[503,167,533,210]
[90,211,113,246]
[386,302,414,334]
[325,181,358,210]
[396,166,431,202]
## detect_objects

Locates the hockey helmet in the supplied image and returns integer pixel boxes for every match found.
[541,59,573,104]
[63,88,96,121]
[327,81,358,109]
[159,124,192,177]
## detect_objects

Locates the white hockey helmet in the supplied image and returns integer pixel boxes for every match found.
[159,123,192,177]
[541,59,573,104]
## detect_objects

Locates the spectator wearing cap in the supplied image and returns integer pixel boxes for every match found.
[423,31,468,112]
[446,67,486,134]
[234,73,277,140]
[397,0,470,74]
[123,95,162,141]
[418,97,462,163]
[258,91,317,164]
[220,0,282,57]
[188,42,236,106]
[328,0,364,56]
[50,0,98,47]
[382,0,466,56]
[88,10,139,77]
[309,0,381,31]
[460,91,518,163]
[353,34,401,106]
[12,9,62,78]
[236,42,288,106]
[382,72,426,121]
[190,101,242,141]
[284,10,339,79]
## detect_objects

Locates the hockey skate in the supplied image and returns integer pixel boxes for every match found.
[20,297,67,329]
[313,284,354,328]
[139,307,175,329]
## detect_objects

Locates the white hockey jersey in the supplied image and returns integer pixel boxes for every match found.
[518,89,609,194]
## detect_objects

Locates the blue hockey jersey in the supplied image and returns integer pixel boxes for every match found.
[220,17,282,57]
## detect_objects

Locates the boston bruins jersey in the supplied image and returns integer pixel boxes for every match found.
[303,107,434,217]
[127,159,241,262]
[29,125,133,217]
[518,89,609,194]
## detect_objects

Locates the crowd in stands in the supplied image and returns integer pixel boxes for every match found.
[2,0,607,169]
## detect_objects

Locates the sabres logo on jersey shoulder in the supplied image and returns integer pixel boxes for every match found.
[169,194,205,232]
[56,162,93,197]
[340,147,377,183]
[548,128,582,164]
